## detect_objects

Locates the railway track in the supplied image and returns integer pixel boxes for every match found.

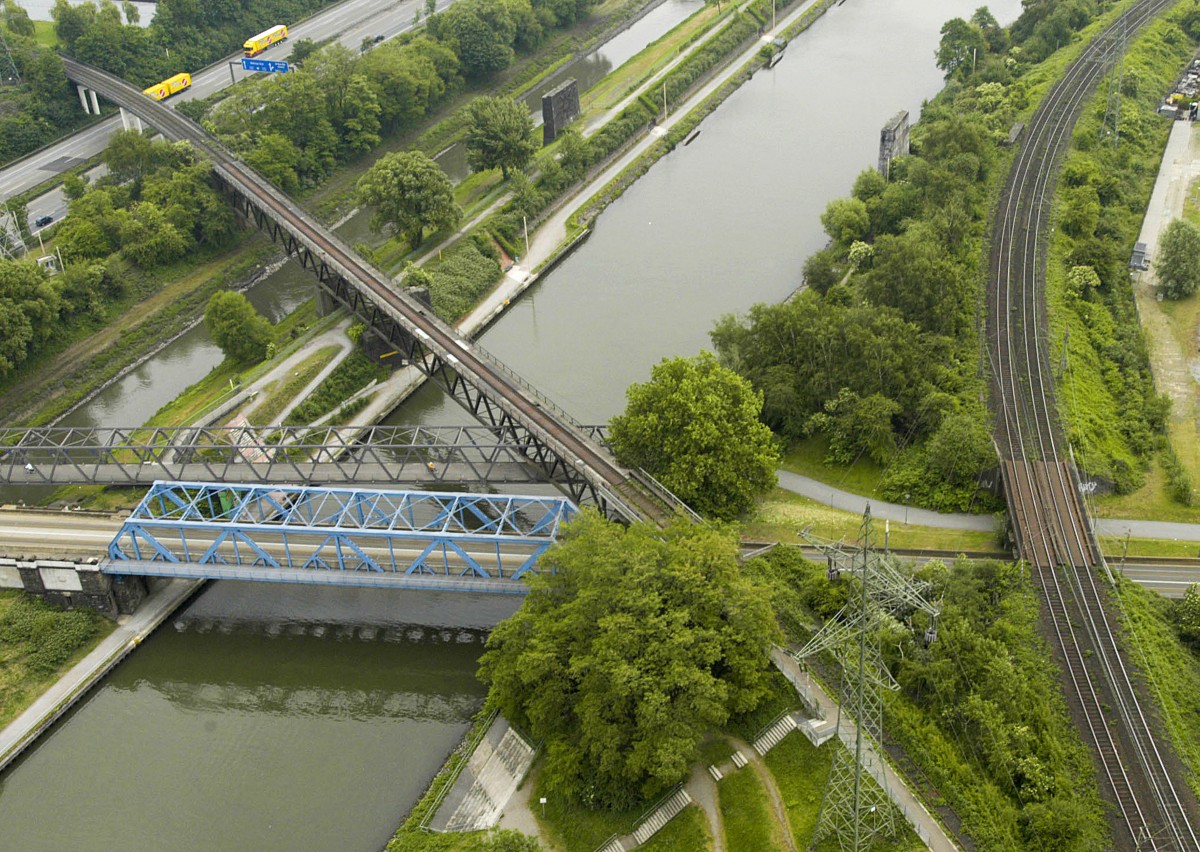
[60,58,675,528]
[987,0,1200,847]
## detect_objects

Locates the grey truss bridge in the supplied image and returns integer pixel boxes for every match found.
[0,425,609,488]
[61,58,668,526]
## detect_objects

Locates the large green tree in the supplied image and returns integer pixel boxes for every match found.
[479,512,779,808]
[1156,218,1200,299]
[609,351,780,520]
[205,291,273,363]
[464,96,537,179]
[0,259,60,374]
[357,150,461,247]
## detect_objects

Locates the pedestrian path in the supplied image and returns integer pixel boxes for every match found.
[776,468,1200,542]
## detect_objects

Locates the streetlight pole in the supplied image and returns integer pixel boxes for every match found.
[522,215,530,260]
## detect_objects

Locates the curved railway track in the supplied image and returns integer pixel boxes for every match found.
[988,1,1199,847]
[61,58,671,527]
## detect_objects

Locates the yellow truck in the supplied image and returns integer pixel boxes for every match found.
[244,24,289,57]
[143,72,191,101]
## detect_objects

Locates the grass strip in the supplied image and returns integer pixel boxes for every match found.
[247,344,341,426]
[717,765,786,851]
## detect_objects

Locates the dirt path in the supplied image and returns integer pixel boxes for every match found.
[685,764,725,852]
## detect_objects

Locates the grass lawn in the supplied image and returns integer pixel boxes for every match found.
[1091,455,1200,525]
[0,590,114,730]
[1102,535,1200,560]
[533,766,643,851]
[31,20,57,47]
[581,3,723,116]
[717,766,788,851]
[762,731,833,847]
[247,344,342,425]
[638,804,712,852]
[781,438,888,500]
[746,489,1001,554]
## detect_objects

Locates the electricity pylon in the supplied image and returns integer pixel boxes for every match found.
[795,507,940,852]
[0,26,21,85]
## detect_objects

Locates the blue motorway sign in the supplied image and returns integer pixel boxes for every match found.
[241,58,290,74]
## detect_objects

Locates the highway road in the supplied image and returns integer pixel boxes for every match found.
[6,0,457,231]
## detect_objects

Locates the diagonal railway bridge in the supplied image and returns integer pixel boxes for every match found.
[988,0,1200,846]
[59,58,675,527]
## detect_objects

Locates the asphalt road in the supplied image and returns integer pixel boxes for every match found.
[7,0,457,232]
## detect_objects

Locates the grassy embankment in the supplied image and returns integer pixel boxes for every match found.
[0,233,278,426]
[0,590,114,730]
[1113,577,1200,800]
[1042,1,1200,519]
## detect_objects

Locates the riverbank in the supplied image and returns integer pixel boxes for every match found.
[0,577,201,773]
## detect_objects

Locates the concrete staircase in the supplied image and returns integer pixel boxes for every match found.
[752,713,797,755]
[631,787,693,845]
[435,719,535,832]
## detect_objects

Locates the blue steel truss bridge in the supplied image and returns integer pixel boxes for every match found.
[105,481,577,594]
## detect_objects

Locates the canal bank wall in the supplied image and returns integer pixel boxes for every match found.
[0,577,203,774]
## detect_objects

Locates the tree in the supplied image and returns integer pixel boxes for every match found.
[925,409,996,485]
[820,197,870,246]
[464,96,537,179]
[205,291,273,362]
[1156,218,1200,299]
[357,150,461,247]
[1173,583,1200,648]
[0,259,59,374]
[479,512,779,808]
[936,17,986,77]
[3,0,34,37]
[244,133,303,193]
[609,352,779,520]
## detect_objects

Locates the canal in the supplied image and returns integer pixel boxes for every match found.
[1,0,1023,847]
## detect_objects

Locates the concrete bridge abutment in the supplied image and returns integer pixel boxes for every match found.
[0,558,146,617]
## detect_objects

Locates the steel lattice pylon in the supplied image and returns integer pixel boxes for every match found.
[795,507,939,852]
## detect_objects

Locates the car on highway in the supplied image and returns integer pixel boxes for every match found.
[34,215,53,228]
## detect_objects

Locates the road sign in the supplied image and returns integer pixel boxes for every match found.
[241,58,290,74]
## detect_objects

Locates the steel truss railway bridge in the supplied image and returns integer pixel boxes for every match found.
[988,0,1200,847]
[60,58,670,527]
[0,424,610,488]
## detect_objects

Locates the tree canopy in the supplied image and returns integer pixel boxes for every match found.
[1156,218,1200,299]
[609,352,780,520]
[479,512,779,808]
[464,96,537,179]
[205,291,273,363]
[357,150,461,247]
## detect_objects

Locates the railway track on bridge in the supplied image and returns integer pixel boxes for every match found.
[988,0,1200,846]
[61,58,675,527]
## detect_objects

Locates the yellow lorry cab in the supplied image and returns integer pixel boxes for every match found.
[143,72,191,101]
[244,24,288,57]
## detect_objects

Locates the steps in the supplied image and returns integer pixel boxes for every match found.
[631,788,692,845]
[730,750,748,769]
[597,838,627,852]
[752,713,797,755]
[437,721,535,832]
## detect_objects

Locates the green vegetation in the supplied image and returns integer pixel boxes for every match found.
[1157,217,1200,299]
[0,590,113,729]
[387,829,538,851]
[247,344,341,425]
[205,291,274,363]
[464,96,538,179]
[717,767,787,851]
[745,546,1109,849]
[284,349,388,425]
[1114,578,1200,799]
[609,352,780,520]
[357,151,463,248]
[637,804,711,852]
[762,732,834,847]
[406,237,504,322]
[480,513,779,809]
[1046,3,1200,495]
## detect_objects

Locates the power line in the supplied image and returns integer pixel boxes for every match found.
[795,507,940,851]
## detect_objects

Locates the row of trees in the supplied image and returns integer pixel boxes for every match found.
[200,0,590,189]
[0,5,95,164]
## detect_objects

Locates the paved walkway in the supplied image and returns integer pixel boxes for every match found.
[0,578,201,772]
[776,469,1200,543]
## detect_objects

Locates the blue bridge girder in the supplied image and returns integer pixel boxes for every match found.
[104,481,577,593]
